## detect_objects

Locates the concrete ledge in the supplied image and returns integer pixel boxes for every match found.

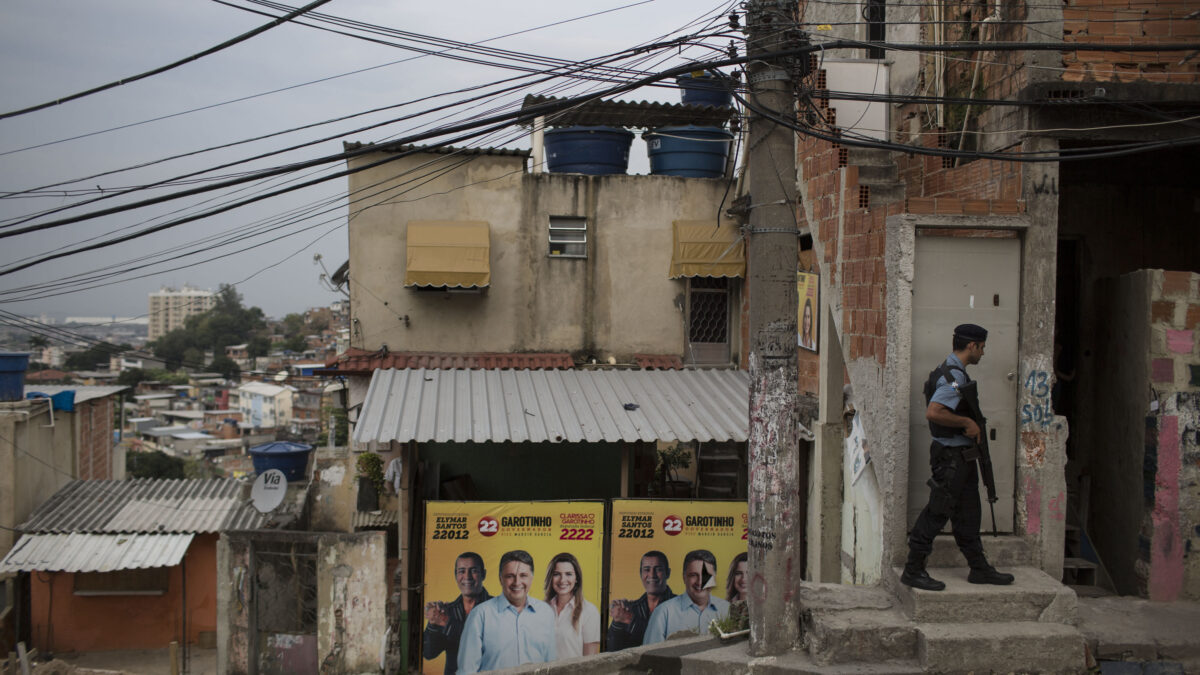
[925,534,1032,568]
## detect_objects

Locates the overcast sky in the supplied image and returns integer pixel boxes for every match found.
[0,0,736,322]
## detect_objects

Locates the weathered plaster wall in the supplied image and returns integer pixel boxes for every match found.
[346,150,737,361]
[216,533,253,675]
[1142,272,1200,601]
[30,533,218,653]
[1,401,76,558]
[317,531,386,675]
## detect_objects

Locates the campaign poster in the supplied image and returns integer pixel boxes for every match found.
[421,501,605,675]
[606,499,748,650]
[797,271,819,352]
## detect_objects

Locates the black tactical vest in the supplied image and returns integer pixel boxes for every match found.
[923,362,972,439]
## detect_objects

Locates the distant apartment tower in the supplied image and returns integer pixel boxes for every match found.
[148,286,215,341]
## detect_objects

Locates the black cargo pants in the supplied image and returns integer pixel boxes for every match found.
[907,441,987,569]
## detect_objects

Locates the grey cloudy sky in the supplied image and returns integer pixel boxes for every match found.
[0,0,735,321]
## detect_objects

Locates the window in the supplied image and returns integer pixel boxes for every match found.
[548,217,587,258]
[865,0,885,59]
[686,277,733,365]
[74,567,170,596]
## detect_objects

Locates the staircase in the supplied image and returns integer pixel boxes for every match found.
[696,442,744,499]
[797,537,1087,673]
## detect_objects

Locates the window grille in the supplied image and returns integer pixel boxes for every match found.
[689,277,730,344]
[548,217,587,258]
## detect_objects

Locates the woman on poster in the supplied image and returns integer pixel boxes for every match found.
[724,552,748,603]
[544,552,600,659]
[799,298,816,350]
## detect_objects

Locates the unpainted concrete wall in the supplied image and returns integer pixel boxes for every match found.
[346,150,737,361]
[317,531,386,675]
[1,402,77,558]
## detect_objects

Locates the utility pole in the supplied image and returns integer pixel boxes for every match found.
[742,0,803,656]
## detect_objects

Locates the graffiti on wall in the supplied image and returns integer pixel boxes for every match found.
[1020,369,1053,430]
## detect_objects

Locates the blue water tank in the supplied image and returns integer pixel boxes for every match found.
[248,441,314,482]
[644,126,733,178]
[0,353,30,402]
[543,126,634,175]
[676,72,734,109]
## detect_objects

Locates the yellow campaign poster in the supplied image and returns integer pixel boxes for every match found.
[606,499,748,651]
[421,501,605,675]
[797,271,819,352]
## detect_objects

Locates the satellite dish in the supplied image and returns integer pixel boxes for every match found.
[273,370,288,382]
[251,469,287,513]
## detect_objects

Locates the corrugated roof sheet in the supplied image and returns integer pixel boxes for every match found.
[0,533,194,573]
[520,94,736,129]
[353,368,749,445]
[320,349,574,375]
[352,510,398,529]
[23,384,130,404]
[343,141,530,157]
[19,479,265,534]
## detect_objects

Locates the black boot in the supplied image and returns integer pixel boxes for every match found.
[901,553,945,591]
[968,564,1014,585]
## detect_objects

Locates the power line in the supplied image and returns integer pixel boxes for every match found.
[0,0,334,121]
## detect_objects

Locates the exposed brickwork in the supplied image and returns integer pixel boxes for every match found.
[1163,271,1195,298]
[1152,300,1178,324]
[1063,0,1200,83]
[77,397,115,480]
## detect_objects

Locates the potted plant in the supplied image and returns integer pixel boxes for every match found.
[356,451,385,511]
[656,443,693,498]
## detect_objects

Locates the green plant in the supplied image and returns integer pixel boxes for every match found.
[708,600,749,637]
[655,443,692,483]
[356,451,385,494]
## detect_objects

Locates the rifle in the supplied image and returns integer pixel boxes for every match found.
[955,379,998,536]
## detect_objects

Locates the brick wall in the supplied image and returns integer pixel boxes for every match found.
[1064,0,1200,83]
[77,397,114,480]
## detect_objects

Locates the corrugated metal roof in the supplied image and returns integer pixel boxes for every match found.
[352,510,398,529]
[353,368,750,445]
[0,533,194,573]
[320,349,574,375]
[23,384,130,404]
[19,479,265,534]
[343,141,530,158]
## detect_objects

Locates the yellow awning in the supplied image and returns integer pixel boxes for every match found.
[669,220,745,278]
[405,221,491,288]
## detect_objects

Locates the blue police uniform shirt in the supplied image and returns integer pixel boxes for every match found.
[642,593,729,645]
[456,595,556,673]
[930,354,973,447]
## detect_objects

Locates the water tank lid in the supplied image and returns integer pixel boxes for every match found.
[248,441,313,455]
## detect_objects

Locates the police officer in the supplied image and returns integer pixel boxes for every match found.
[902,323,1015,591]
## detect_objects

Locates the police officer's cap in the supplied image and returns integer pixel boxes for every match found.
[953,324,988,342]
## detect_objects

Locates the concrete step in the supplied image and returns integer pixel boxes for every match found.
[890,566,1078,624]
[917,621,1086,674]
[804,608,917,666]
[665,640,923,675]
[856,163,898,183]
[847,147,894,167]
[866,183,905,208]
[925,533,1032,568]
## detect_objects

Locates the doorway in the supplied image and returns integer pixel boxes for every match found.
[907,233,1020,532]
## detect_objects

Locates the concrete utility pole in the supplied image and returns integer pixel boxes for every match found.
[743,0,803,656]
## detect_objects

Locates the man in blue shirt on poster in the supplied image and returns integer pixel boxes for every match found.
[642,549,728,644]
[457,549,555,673]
